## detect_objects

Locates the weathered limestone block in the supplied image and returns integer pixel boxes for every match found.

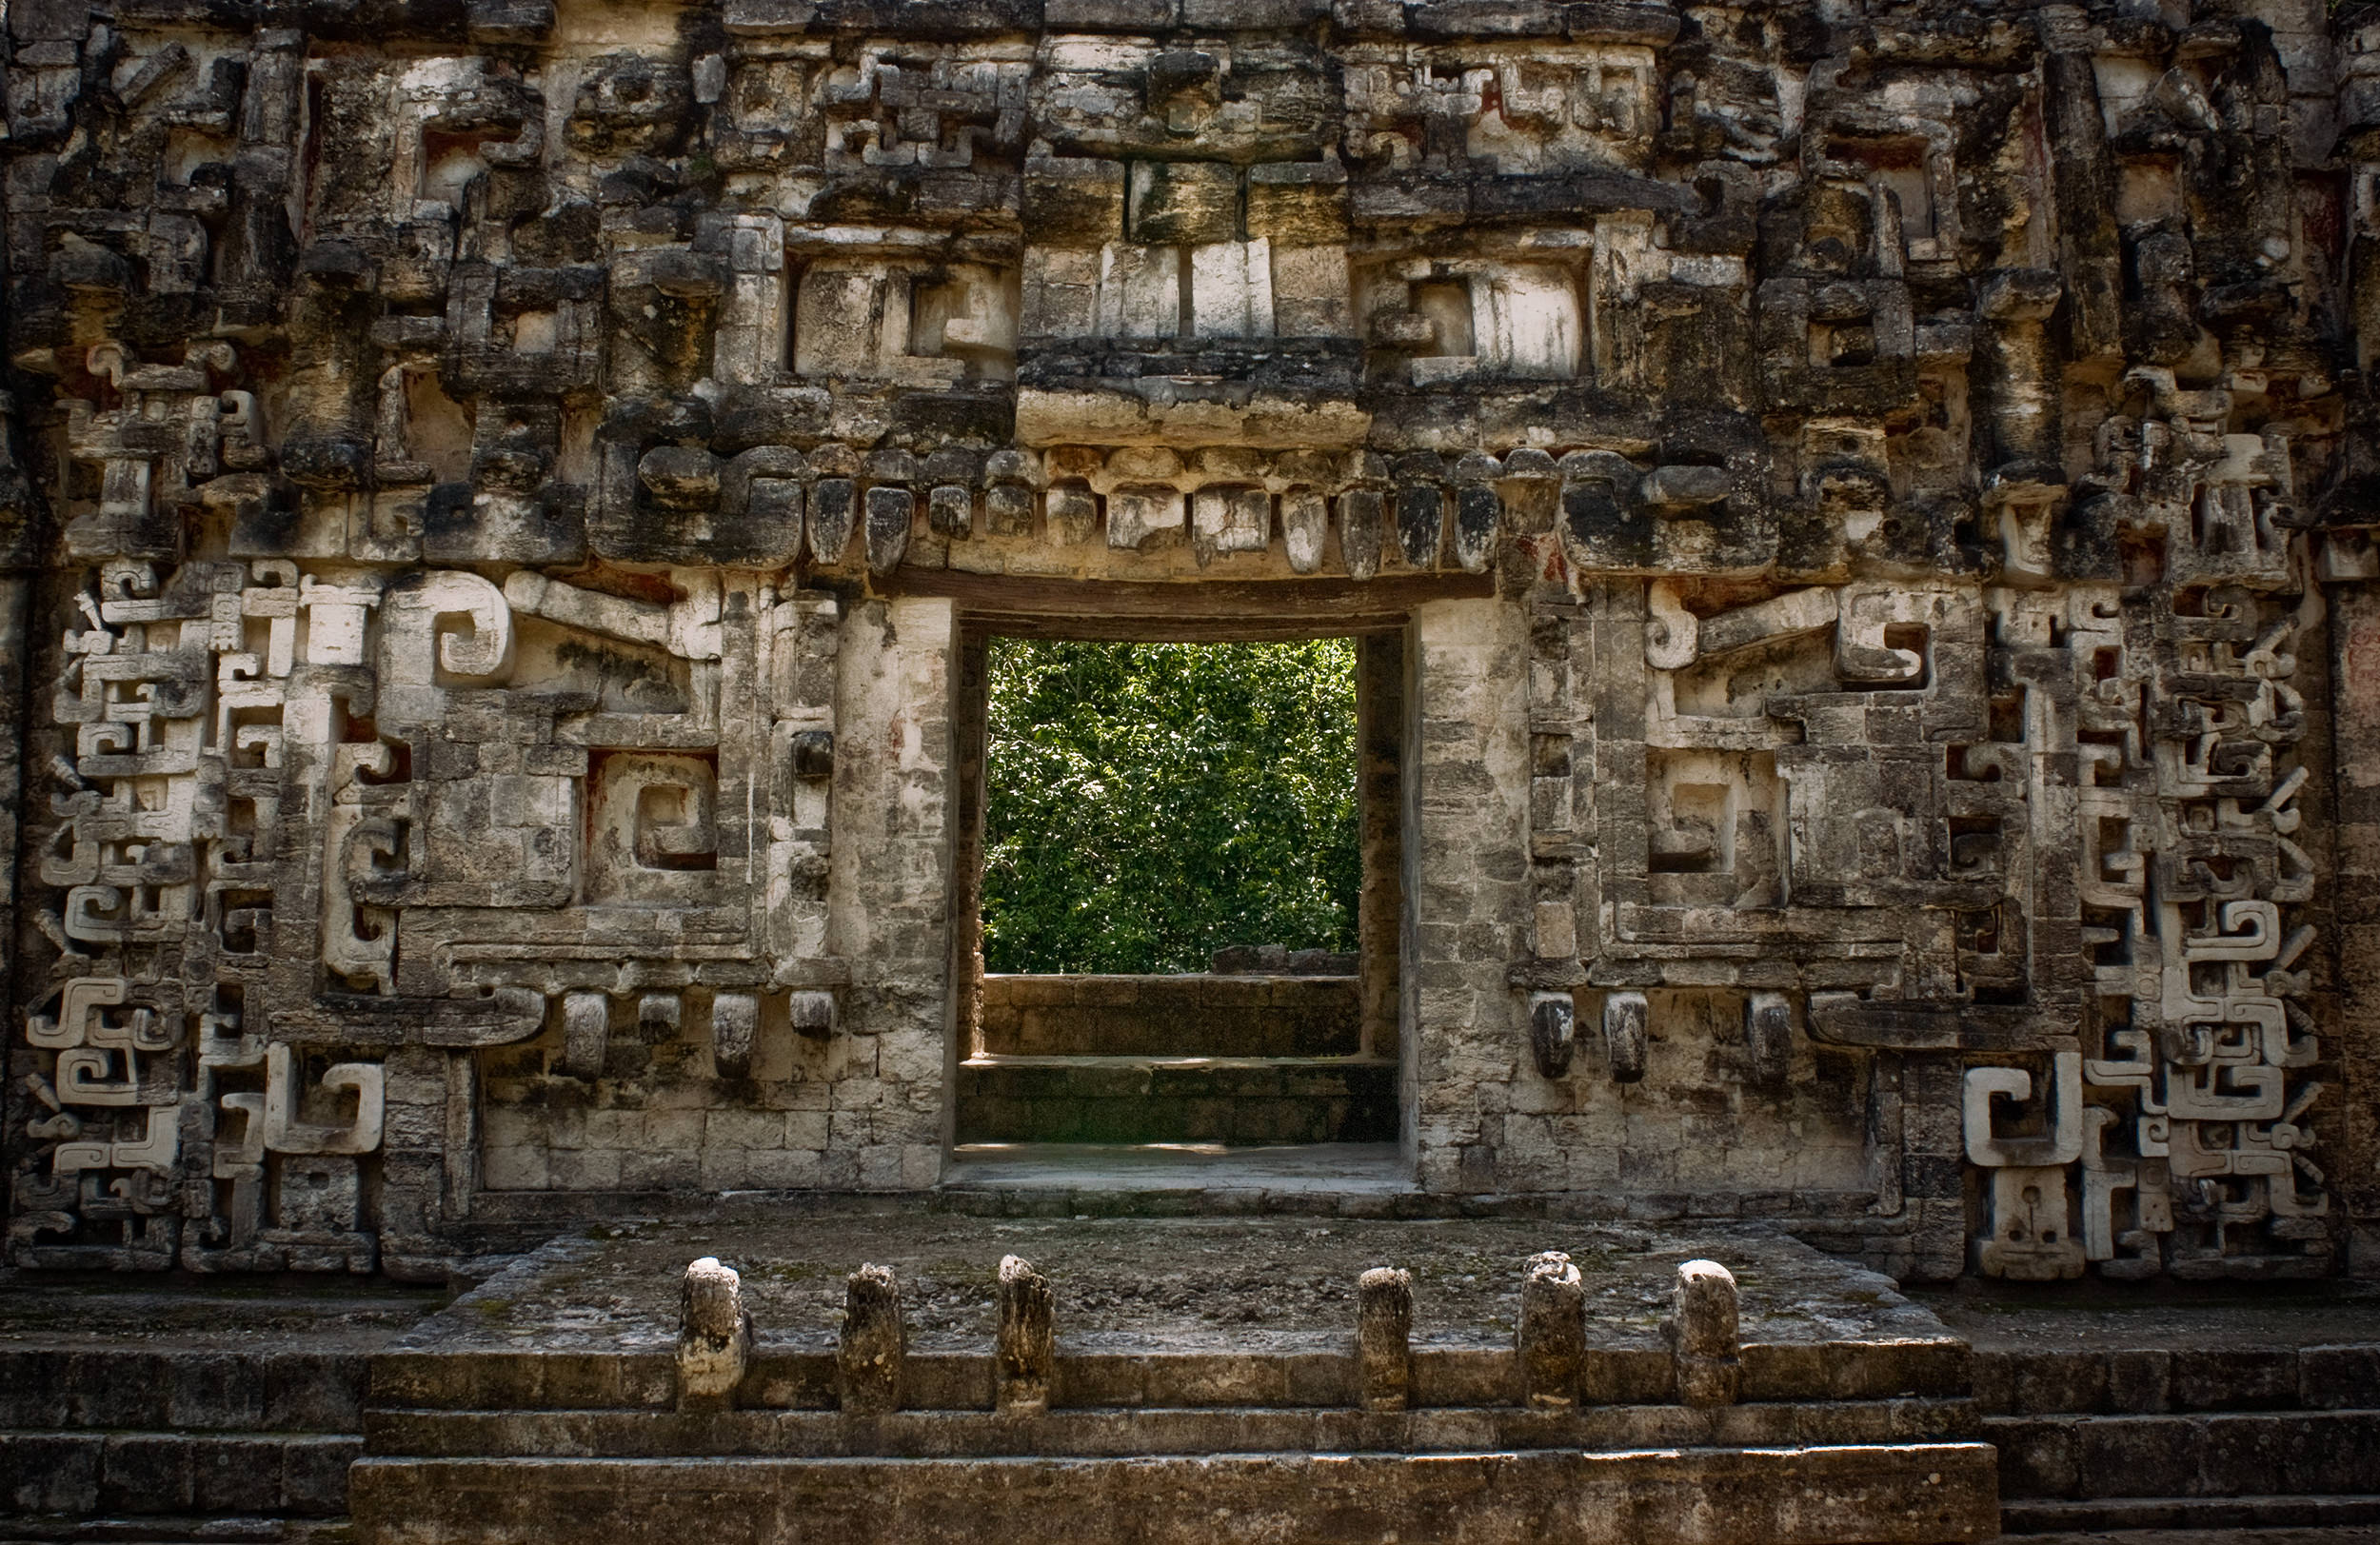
[995,1255,1054,1415]
[1129,161,1239,247]
[712,994,760,1080]
[1743,992,1791,1087]
[839,1263,905,1416]
[1602,992,1648,1084]
[1670,1259,1739,1408]
[1518,1251,1585,1408]
[678,1256,752,1411]
[1,0,2367,1297]
[562,993,609,1080]
[1356,1266,1413,1411]
[1530,992,1576,1078]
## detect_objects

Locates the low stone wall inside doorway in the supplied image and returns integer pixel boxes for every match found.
[960,973,1393,1145]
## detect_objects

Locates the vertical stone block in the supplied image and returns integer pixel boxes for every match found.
[678,1256,750,1411]
[1529,992,1576,1079]
[808,478,858,565]
[1671,1258,1740,1408]
[1046,485,1099,545]
[712,993,759,1079]
[638,992,682,1045]
[1453,481,1500,573]
[1339,489,1383,580]
[562,992,608,1080]
[928,484,972,539]
[1106,485,1185,550]
[1396,483,1444,567]
[1518,1250,1585,1408]
[1190,485,1270,563]
[1128,161,1239,247]
[1356,1266,1412,1412]
[864,484,913,574]
[995,1255,1053,1415]
[838,1262,904,1416]
[1281,488,1328,573]
[1744,991,1792,1085]
[1603,992,1648,1083]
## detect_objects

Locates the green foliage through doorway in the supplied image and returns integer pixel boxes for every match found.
[982,637,1361,975]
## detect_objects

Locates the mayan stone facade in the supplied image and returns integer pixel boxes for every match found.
[3,0,2377,1289]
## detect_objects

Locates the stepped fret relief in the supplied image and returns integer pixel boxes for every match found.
[2,0,2373,1286]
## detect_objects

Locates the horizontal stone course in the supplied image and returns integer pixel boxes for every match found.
[1972,1344,2380,1416]
[1998,1494,2380,1534]
[1986,1411,2380,1499]
[0,1349,372,1433]
[361,1397,1983,1461]
[0,1431,361,1519]
[348,1444,2003,1545]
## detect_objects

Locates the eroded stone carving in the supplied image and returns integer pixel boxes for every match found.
[1,0,2368,1288]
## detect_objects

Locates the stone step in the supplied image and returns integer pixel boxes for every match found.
[978,975,1363,1059]
[0,1351,370,1435]
[933,1139,1420,1215]
[369,1337,1973,1412]
[347,1444,2004,1545]
[0,1517,354,1545]
[1989,1411,2380,1499]
[1973,1345,2380,1416]
[953,1055,1398,1143]
[2001,1532,2380,1545]
[0,1432,359,1519]
[362,1396,1981,1458]
[1997,1495,2380,1534]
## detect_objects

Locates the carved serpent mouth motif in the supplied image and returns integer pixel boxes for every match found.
[2,0,2352,1290]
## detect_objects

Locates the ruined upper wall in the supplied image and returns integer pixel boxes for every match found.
[10,0,2363,583]
[2,0,2374,1281]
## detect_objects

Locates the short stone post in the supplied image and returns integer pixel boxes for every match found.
[1671,1258,1740,1408]
[995,1255,1053,1415]
[838,1262,905,1416]
[1517,1250,1585,1408]
[1356,1267,1412,1412]
[676,1257,750,1411]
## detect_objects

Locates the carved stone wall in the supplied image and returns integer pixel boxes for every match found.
[2,0,2374,1281]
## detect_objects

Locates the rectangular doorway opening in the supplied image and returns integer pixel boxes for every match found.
[948,629,1406,1171]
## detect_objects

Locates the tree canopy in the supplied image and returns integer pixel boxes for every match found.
[981,637,1361,975]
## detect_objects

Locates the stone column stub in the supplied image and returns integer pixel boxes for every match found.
[1517,1250,1586,1408]
[838,1261,905,1416]
[1356,1265,1413,1412]
[1670,1258,1741,1409]
[677,1256,751,1411]
[995,1254,1054,1415]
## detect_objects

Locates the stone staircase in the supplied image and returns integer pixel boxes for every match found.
[7,1227,2374,1545]
[955,974,1397,1145]
[1978,1340,2380,1545]
[0,1345,367,1544]
[350,1307,1996,1542]
[338,1218,2005,1544]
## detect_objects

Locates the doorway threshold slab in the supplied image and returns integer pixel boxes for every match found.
[940,1141,1412,1201]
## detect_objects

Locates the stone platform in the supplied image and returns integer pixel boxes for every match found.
[10,1217,2374,1544]
[347,1206,1998,1544]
